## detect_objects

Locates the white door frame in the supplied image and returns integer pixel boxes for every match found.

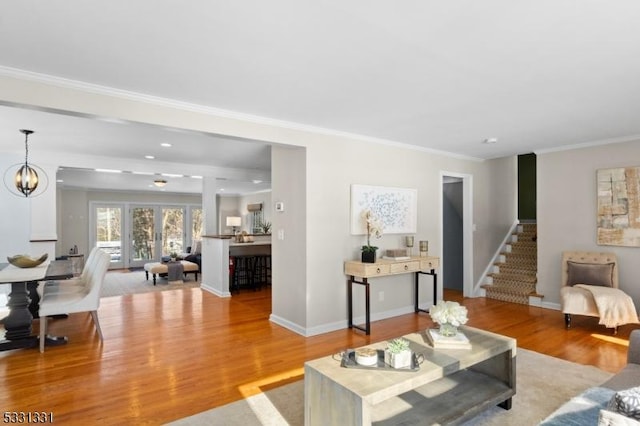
[439,171,474,298]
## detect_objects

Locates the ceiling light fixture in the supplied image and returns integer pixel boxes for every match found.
[483,138,498,144]
[95,168,122,173]
[145,155,155,159]
[160,143,172,147]
[15,129,39,196]
[3,129,49,198]
[153,179,167,187]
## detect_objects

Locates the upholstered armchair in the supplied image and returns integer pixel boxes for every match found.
[561,251,639,333]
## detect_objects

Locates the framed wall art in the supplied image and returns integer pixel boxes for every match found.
[597,166,640,247]
[350,184,417,235]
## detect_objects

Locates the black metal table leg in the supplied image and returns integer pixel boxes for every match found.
[348,276,370,335]
[415,269,437,314]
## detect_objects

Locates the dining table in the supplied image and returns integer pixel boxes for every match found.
[0,260,73,351]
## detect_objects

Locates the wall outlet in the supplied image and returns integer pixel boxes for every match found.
[378,291,384,301]
[277,229,285,240]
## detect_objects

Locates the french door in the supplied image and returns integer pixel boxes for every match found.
[91,202,200,269]
[94,204,124,269]
[129,205,185,268]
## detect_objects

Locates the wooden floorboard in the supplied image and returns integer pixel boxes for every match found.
[0,286,635,425]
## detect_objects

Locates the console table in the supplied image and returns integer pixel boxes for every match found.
[345,256,439,335]
[305,326,516,425]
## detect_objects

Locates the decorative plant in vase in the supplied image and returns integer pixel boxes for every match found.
[429,300,468,337]
[384,337,412,368]
[259,221,272,234]
[361,209,383,263]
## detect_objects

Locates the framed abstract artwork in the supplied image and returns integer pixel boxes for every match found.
[350,184,417,235]
[597,166,640,247]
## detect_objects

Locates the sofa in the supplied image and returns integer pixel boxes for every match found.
[541,329,640,425]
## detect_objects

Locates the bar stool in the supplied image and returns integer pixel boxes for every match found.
[232,256,254,291]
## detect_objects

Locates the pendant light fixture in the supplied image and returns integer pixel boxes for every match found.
[3,129,48,198]
[153,179,167,187]
[15,129,39,196]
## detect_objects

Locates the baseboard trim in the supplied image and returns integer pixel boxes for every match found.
[200,283,231,298]
[270,305,421,337]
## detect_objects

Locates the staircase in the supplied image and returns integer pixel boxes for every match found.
[482,223,541,305]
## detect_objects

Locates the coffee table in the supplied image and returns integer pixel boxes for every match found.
[304,326,516,425]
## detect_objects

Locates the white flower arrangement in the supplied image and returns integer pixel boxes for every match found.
[429,300,468,327]
[361,209,383,253]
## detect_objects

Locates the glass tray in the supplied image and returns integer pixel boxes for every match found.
[340,349,421,371]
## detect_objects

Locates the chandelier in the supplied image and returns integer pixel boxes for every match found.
[3,129,48,198]
[15,129,39,196]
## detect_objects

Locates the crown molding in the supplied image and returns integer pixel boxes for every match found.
[535,134,640,156]
[0,66,483,162]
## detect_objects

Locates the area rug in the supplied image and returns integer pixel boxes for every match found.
[167,348,613,426]
[101,269,200,298]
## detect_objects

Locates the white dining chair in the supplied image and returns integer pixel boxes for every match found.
[38,247,103,295]
[39,249,111,352]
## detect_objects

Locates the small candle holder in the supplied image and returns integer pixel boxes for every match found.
[405,236,414,256]
[419,240,429,257]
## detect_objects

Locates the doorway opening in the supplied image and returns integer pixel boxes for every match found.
[440,172,473,298]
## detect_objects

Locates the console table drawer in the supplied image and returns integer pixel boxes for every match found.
[389,261,419,274]
[420,258,440,270]
[345,262,390,277]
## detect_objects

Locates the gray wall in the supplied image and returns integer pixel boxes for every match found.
[538,138,640,307]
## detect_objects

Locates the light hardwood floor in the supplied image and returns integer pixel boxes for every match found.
[0,281,635,425]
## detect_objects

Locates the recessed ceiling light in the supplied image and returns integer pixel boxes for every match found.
[145,155,155,160]
[252,179,263,184]
[483,138,498,144]
[160,143,172,147]
[56,179,64,183]
[95,168,122,173]
[162,173,183,178]
[132,171,154,175]
[190,175,203,179]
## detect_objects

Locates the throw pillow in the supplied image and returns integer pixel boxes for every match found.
[191,240,202,255]
[567,261,615,287]
[607,386,640,420]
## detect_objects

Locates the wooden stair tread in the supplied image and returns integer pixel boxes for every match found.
[485,223,538,305]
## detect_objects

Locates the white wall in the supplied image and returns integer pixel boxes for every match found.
[538,138,640,307]
[0,153,58,260]
[240,191,272,233]
[300,139,516,334]
[217,191,272,234]
[271,145,307,332]
[0,153,33,259]
[0,75,518,336]
[217,195,240,234]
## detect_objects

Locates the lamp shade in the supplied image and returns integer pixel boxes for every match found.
[226,216,241,227]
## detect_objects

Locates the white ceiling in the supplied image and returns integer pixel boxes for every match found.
[2,1,640,193]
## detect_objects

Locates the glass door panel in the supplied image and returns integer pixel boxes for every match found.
[191,208,203,241]
[131,206,156,267]
[95,205,123,269]
[162,207,184,257]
